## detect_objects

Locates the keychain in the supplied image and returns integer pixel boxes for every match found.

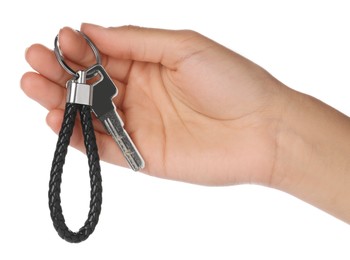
[49,30,144,243]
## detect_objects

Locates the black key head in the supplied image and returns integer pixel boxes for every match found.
[87,64,117,117]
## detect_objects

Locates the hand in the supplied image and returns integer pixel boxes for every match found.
[21,24,288,185]
[21,24,350,223]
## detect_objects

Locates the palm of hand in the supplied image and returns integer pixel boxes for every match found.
[121,45,281,185]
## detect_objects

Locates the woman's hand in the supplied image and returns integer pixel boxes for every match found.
[21,24,350,223]
[21,24,287,185]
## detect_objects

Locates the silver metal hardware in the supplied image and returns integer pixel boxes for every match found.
[54,30,101,79]
[66,70,93,106]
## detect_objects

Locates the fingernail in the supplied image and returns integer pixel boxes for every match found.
[81,23,105,30]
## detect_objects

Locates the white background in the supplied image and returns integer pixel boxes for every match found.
[1,0,350,259]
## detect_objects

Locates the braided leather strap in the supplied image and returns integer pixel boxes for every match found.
[49,103,102,243]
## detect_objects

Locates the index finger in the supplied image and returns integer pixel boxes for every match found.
[80,23,209,70]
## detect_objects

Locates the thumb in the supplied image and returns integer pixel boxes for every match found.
[80,23,206,69]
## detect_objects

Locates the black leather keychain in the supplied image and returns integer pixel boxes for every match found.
[49,31,144,243]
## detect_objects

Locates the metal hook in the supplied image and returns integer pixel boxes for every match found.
[54,30,101,79]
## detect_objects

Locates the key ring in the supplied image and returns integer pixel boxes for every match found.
[54,30,101,78]
[49,30,102,243]
[50,30,144,243]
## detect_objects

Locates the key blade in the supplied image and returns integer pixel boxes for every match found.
[100,110,145,171]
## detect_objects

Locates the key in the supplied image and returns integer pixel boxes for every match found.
[86,64,145,171]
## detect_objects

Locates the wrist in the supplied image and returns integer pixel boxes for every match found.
[271,89,350,223]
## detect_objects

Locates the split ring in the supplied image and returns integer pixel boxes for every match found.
[54,30,101,78]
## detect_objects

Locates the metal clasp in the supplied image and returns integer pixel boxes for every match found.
[66,70,93,106]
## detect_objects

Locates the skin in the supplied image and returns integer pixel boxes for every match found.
[21,23,350,224]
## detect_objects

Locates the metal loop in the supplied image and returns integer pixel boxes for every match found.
[54,30,101,78]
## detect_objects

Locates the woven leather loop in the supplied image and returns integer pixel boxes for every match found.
[49,103,102,243]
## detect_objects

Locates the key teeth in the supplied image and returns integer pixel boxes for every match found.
[100,110,145,171]
[125,150,145,172]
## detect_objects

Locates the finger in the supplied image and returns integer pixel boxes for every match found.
[46,109,129,167]
[21,71,127,133]
[58,27,96,67]
[25,43,127,108]
[21,72,66,110]
[21,71,126,134]
[59,27,134,84]
[25,44,70,87]
[80,23,207,70]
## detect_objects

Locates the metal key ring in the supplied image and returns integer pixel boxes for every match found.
[54,30,101,79]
